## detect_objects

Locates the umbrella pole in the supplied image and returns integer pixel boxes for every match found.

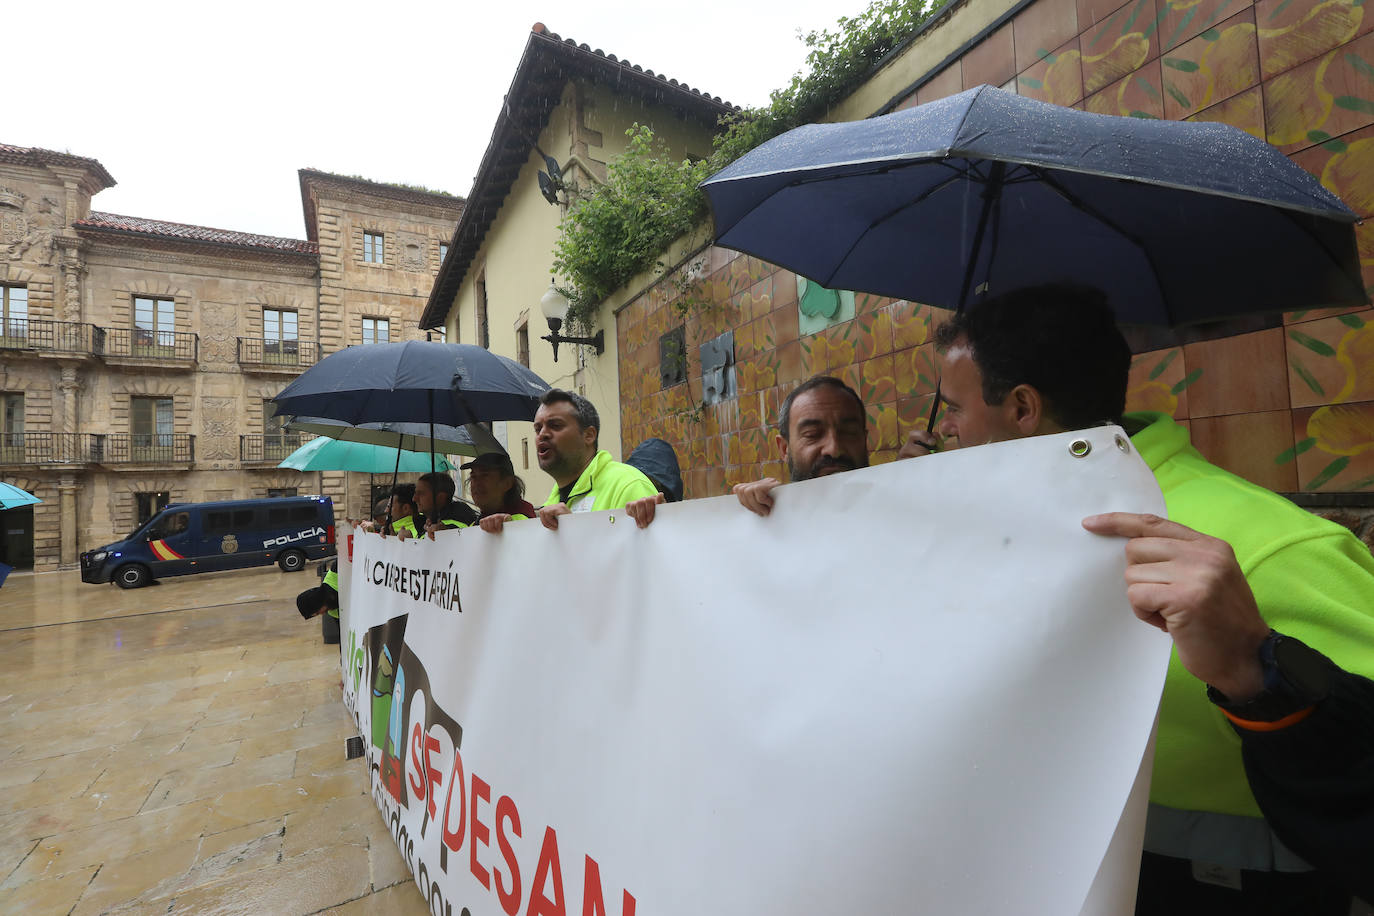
[389,438,402,509]
[428,389,436,475]
[925,162,1006,434]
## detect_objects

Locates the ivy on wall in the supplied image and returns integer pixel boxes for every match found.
[551,0,942,323]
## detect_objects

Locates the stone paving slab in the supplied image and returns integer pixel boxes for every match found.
[0,566,425,915]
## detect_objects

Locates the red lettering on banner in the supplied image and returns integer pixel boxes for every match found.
[527,826,566,916]
[470,774,492,888]
[441,747,467,853]
[495,794,523,916]
[408,723,426,801]
[581,856,606,916]
[622,891,636,915]
[424,733,442,820]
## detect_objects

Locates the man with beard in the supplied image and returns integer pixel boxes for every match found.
[903,285,1374,912]
[406,471,479,539]
[733,375,869,517]
[625,375,870,527]
[480,389,656,532]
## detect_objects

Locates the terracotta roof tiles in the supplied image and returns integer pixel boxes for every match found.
[74,212,319,256]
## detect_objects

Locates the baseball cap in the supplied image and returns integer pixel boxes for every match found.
[460,452,514,473]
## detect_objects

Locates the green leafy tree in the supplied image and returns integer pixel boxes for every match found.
[553,0,942,316]
[552,125,711,328]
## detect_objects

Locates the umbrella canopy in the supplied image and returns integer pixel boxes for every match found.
[277,437,455,473]
[270,341,551,428]
[283,417,505,457]
[701,85,1366,329]
[0,481,41,511]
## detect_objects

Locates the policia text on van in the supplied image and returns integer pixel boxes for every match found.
[80,497,336,588]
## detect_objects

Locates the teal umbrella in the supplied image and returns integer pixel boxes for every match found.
[0,481,41,510]
[277,437,454,473]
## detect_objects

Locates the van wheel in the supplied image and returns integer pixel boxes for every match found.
[277,550,306,573]
[114,564,150,589]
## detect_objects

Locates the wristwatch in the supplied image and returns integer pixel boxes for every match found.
[1207,630,1336,723]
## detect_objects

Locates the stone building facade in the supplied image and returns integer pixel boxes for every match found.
[0,145,462,571]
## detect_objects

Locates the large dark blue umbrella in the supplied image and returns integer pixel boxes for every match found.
[270,341,550,428]
[701,85,1366,329]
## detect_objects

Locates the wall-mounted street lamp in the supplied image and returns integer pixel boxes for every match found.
[539,285,604,363]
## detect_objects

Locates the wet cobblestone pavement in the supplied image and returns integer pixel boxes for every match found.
[0,566,428,915]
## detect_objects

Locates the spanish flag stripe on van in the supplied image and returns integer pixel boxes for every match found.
[149,539,184,561]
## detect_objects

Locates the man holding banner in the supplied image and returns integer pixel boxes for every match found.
[480,389,656,533]
[902,285,1374,912]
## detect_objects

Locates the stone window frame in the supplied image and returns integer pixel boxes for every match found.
[363,230,385,265]
[361,315,391,346]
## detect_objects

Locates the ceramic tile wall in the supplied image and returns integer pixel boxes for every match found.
[616,0,1374,497]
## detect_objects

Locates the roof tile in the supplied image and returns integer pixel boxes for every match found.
[74,212,318,256]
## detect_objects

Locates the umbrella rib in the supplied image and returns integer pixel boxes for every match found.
[821,162,979,288]
[1026,165,1172,318]
[1272,205,1371,306]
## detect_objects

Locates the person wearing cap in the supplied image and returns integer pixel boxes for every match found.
[462,451,538,520]
[480,389,656,532]
[406,472,478,539]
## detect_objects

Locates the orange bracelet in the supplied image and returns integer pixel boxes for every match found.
[1221,705,1315,732]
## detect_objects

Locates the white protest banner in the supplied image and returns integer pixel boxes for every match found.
[340,426,1171,915]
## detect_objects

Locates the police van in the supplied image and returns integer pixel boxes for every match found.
[80,496,336,588]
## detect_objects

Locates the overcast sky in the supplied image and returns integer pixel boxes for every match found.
[7,0,871,240]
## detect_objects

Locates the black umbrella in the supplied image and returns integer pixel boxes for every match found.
[270,341,550,474]
[701,85,1366,428]
[272,341,550,427]
[702,85,1365,323]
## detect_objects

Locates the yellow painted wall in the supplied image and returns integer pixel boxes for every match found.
[444,79,718,501]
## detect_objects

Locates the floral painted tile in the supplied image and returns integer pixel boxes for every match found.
[1161,7,1260,120]
[772,270,799,314]
[1184,84,1265,137]
[898,392,945,435]
[1125,347,1193,418]
[871,449,901,466]
[1156,0,1253,52]
[838,361,864,399]
[823,320,861,373]
[1017,38,1087,106]
[1085,58,1168,116]
[800,334,827,376]
[1287,121,1374,217]
[777,339,804,386]
[1081,0,1162,95]
[1264,30,1374,153]
[770,299,800,348]
[1014,0,1083,73]
[738,390,764,432]
[1285,311,1374,408]
[856,355,898,406]
[1292,400,1374,489]
[1182,327,1287,416]
[853,309,895,362]
[1189,409,1299,490]
[1256,0,1370,81]
[888,300,934,352]
[866,403,902,453]
[894,342,942,401]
